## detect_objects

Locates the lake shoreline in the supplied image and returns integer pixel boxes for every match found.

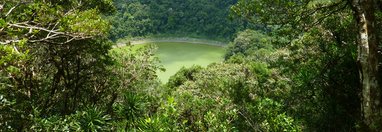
[114,37,228,48]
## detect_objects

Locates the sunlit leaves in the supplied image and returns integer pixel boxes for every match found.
[0,19,6,27]
[61,9,109,36]
[225,29,273,60]
[30,107,112,131]
[307,0,340,8]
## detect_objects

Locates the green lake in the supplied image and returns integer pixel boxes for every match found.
[146,42,225,82]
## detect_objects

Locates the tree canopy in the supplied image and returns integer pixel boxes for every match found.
[1,0,382,131]
[108,0,245,41]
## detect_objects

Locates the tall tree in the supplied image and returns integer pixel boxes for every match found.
[349,0,380,129]
[0,0,115,130]
[232,0,381,130]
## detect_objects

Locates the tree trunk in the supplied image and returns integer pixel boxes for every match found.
[350,0,381,130]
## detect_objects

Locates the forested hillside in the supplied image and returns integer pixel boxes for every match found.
[107,0,244,41]
[1,0,382,131]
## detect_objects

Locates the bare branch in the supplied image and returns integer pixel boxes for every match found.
[1,2,99,45]
[9,23,64,36]
[3,1,33,17]
[5,22,93,42]
[47,21,60,37]
[5,5,17,17]
[0,40,21,45]
[13,45,20,53]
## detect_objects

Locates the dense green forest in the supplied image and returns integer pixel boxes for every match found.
[1,0,382,131]
[107,0,246,41]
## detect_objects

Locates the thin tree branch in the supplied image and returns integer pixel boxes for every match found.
[5,5,18,17]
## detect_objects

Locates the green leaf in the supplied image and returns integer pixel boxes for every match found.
[0,18,6,27]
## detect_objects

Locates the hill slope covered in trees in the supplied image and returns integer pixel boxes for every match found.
[107,0,244,41]
[1,0,382,131]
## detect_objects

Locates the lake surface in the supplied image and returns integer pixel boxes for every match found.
[148,42,225,82]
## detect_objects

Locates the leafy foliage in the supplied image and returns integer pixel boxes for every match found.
[2,0,381,131]
[108,0,245,41]
[231,0,368,131]
[157,61,301,131]
[225,29,273,60]
[30,107,112,131]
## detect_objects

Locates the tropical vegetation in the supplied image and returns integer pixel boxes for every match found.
[1,0,382,131]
